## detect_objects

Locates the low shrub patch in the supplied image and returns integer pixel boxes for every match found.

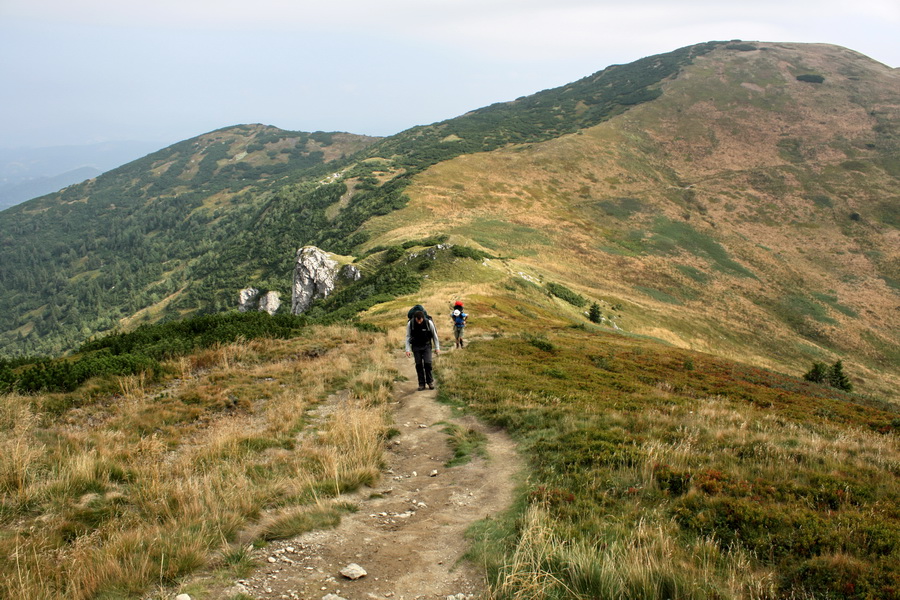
[440,324,900,598]
[546,282,587,307]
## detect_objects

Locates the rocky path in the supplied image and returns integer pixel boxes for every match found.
[220,349,521,600]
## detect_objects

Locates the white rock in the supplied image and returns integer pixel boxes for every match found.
[339,563,368,580]
[323,595,347,600]
[175,594,192,600]
[223,583,251,596]
[268,556,278,563]
[340,264,362,281]
[292,246,339,314]
[430,470,438,477]
[258,290,281,315]
[238,287,259,312]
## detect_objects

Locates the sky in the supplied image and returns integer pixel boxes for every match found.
[1,0,899,151]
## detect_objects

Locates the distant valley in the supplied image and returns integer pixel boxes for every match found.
[0,140,161,210]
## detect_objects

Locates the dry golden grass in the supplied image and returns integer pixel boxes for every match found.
[487,505,777,600]
[0,325,398,599]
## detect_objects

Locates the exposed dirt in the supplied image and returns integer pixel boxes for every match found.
[216,348,522,600]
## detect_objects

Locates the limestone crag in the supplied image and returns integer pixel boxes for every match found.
[258,291,281,315]
[238,288,282,315]
[238,288,259,312]
[292,246,339,314]
[340,264,362,282]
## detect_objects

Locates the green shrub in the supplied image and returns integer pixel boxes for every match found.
[451,246,493,260]
[803,362,829,383]
[546,282,587,307]
[654,463,692,496]
[401,235,449,249]
[383,246,405,263]
[527,336,555,353]
[796,74,825,84]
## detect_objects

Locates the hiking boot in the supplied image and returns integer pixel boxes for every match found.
[418,385,426,391]
[427,383,435,390]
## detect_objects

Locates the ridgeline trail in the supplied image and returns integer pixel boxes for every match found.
[210,346,522,600]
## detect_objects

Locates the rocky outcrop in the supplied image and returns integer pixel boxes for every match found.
[238,288,259,312]
[340,264,362,282]
[258,291,281,315]
[292,246,339,314]
[238,288,282,314]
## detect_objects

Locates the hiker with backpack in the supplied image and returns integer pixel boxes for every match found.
[405,304,440,390]
[451,300,468,348]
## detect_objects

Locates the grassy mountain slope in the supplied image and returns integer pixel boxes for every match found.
[362,42,900,397]
[2,40,900,600]
[0,41,897,398]
[3,283,897,599]
[0,125,379,355]
[0,43,723,357]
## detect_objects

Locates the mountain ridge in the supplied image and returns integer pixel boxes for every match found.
[2,40,900,600]
[359,41,899,396]
[0,40,897,397]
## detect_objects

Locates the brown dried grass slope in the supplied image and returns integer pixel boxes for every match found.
[363,42,900,398]
[0,326,395,600]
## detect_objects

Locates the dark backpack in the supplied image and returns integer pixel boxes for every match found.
[407,304,430,320]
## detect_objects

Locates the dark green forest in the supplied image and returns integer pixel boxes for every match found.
[0,42,727,357]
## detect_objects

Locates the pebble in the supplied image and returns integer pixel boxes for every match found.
[175,595,192,600]
[340,563,368,580]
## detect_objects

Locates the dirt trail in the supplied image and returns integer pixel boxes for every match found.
[219,348,522,600]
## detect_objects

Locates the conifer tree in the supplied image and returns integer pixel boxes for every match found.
[827,360,853,391]
[589,302,602,323]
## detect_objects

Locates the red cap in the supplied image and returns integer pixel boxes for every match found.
[454,301,463,306]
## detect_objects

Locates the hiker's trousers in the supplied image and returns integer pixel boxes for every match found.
[411,345,434,386]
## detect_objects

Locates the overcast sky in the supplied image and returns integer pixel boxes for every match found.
[2,0,898,150]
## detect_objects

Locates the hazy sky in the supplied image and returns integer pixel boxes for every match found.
[2,0,898,150]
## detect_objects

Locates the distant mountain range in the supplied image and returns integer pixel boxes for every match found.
[0,141,161,210]
[0,40,897,397]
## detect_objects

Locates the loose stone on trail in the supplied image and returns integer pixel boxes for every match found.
[340,563,368,580]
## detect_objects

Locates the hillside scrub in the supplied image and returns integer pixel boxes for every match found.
[0,43,724,358]
[1,312,310,394]
[804,360,854,391]
[0,325,395,599]
[439,323,900,599]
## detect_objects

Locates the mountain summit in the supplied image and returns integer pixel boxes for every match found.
[361,41,900,395]
[0,41,897,395]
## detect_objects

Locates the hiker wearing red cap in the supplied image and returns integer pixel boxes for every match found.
[450,301,468,348]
